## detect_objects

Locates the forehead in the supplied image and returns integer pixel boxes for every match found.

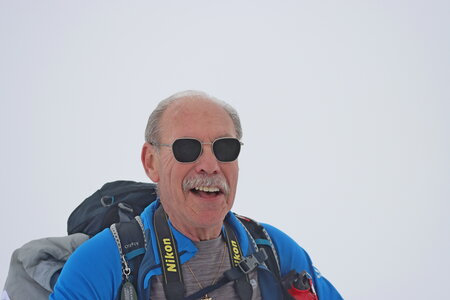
[160,97,236,141]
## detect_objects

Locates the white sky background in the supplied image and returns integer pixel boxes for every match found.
[1,1,449,299]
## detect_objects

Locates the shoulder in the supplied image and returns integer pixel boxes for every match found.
[260,223,314,274]
[260,223,344,300]
[50,228,123,300]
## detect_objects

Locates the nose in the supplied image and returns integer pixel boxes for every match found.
[194,144,220,174]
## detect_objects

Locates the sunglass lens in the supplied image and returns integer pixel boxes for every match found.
[172,139,202,162]
[213,138,241,162]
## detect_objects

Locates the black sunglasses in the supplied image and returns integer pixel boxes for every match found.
[152,137,243,163]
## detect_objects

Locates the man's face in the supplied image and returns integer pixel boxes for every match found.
[149,98,239,237]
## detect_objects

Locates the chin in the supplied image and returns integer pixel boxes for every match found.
[193,210,228,227]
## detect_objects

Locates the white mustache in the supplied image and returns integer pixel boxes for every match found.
[182,174,230,195]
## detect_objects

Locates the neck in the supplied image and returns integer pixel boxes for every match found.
[159,201,227,241]
[169,219,223,242]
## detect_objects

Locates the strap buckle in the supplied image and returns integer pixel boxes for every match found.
[238,249,268,274]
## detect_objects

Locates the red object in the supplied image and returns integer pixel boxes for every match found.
[288,284,318,300]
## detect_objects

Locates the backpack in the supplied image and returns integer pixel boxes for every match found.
[2,180,288,300]
[67,180,157,236]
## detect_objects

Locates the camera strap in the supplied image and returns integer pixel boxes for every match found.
[153,205,266,300]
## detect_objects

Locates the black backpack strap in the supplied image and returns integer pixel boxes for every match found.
[110,216,147,293]
[153,205,185,300]
[235,214,281,280]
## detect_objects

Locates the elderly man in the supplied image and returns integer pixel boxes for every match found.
[51,91,343,299]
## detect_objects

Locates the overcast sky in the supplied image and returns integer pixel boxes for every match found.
[1,1,449,299]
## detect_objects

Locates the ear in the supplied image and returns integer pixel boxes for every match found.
[141,142,160,182]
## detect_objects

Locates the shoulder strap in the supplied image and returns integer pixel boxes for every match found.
[235,214,281,280]
[110,216,147,292]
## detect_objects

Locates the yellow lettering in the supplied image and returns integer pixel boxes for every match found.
[164,245,173,253]
[166,263,177,272]
[162,238,177,272]
[230,240,241,266]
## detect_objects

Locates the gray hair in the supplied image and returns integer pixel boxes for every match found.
[144,90,243,144]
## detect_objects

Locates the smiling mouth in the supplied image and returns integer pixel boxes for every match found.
[190,186,223,197]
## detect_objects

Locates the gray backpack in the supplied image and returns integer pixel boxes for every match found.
[2,234,89,300]
[3,180,155,300]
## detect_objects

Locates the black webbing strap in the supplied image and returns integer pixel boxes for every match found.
[153,206,185,300]
[224,222,253,300]
[236,214,281,279]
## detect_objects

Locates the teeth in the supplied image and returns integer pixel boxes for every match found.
[194,186,220,192]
